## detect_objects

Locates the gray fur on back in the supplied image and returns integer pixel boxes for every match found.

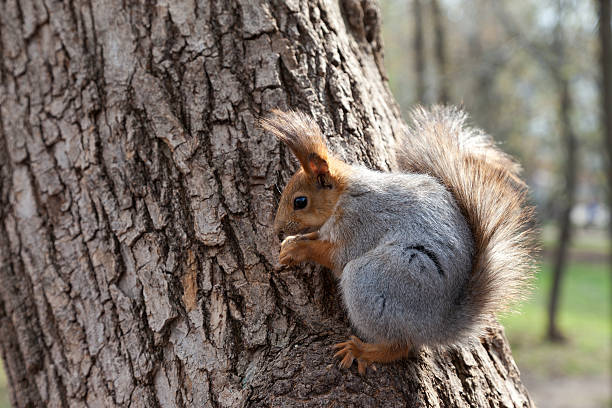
[319,167,474,347]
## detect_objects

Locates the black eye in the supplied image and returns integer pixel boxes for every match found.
[293,196,308,210]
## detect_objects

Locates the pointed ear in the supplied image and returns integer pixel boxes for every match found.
[259,109,329,174]
[307,152,328,175]
[307,153,332,189]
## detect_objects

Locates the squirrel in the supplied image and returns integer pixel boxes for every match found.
[261,106,535,375]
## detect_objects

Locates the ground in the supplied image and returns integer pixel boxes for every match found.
[502,227,611,408]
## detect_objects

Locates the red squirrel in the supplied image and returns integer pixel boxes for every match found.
[261,107,535,375]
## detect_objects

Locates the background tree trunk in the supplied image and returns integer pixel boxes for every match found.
[431,0,450,104]
[599,0,612,267]
[0,0,532,406]
[547,76,577,342]
[494,1,579,344]
[467,0,501,136]
[546,1,577,342]
[413,0,426,104]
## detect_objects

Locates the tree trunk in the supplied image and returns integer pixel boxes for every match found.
[431,0,450,104]
[547,3,578,343]
[0,0,532,406]
[547,76,577,341]
[599,0,612,267]
[467,0,499,135]
[413,0,426,103]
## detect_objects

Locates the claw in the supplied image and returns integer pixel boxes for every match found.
[340,352,354,369]
[332,341,350,350]
[332,337,410,376]
[333,336,373,375]
[350,335,363,345]
[279,255,294,266]
[279,236,306,266]
[357,359,366,375]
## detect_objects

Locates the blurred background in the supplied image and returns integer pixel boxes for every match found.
[381,0,611,406]
[0,1,610,407]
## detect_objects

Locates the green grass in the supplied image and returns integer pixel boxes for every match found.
[502,261,612,376]
[0,361,8,408]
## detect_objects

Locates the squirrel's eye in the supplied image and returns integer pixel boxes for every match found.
[293,196,308,210]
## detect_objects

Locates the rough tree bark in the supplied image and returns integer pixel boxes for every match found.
[0,0,532,406]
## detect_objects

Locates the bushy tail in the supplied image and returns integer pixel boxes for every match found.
[396,106,536,334]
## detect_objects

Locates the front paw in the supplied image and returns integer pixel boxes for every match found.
[279,235,310,266]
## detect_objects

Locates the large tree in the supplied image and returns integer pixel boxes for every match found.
[0,0,532,406]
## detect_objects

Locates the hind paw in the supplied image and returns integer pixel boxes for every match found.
[332,336,376,375]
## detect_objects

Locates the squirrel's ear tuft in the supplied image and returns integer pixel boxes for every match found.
[259,110,329,175]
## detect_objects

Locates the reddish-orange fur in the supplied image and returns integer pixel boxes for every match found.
[261,110,423,373]
[261,107,536,375]
[260,109,329,173]
[333,337,412,375]
[260,111,350,261]
[279,232,337,270]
